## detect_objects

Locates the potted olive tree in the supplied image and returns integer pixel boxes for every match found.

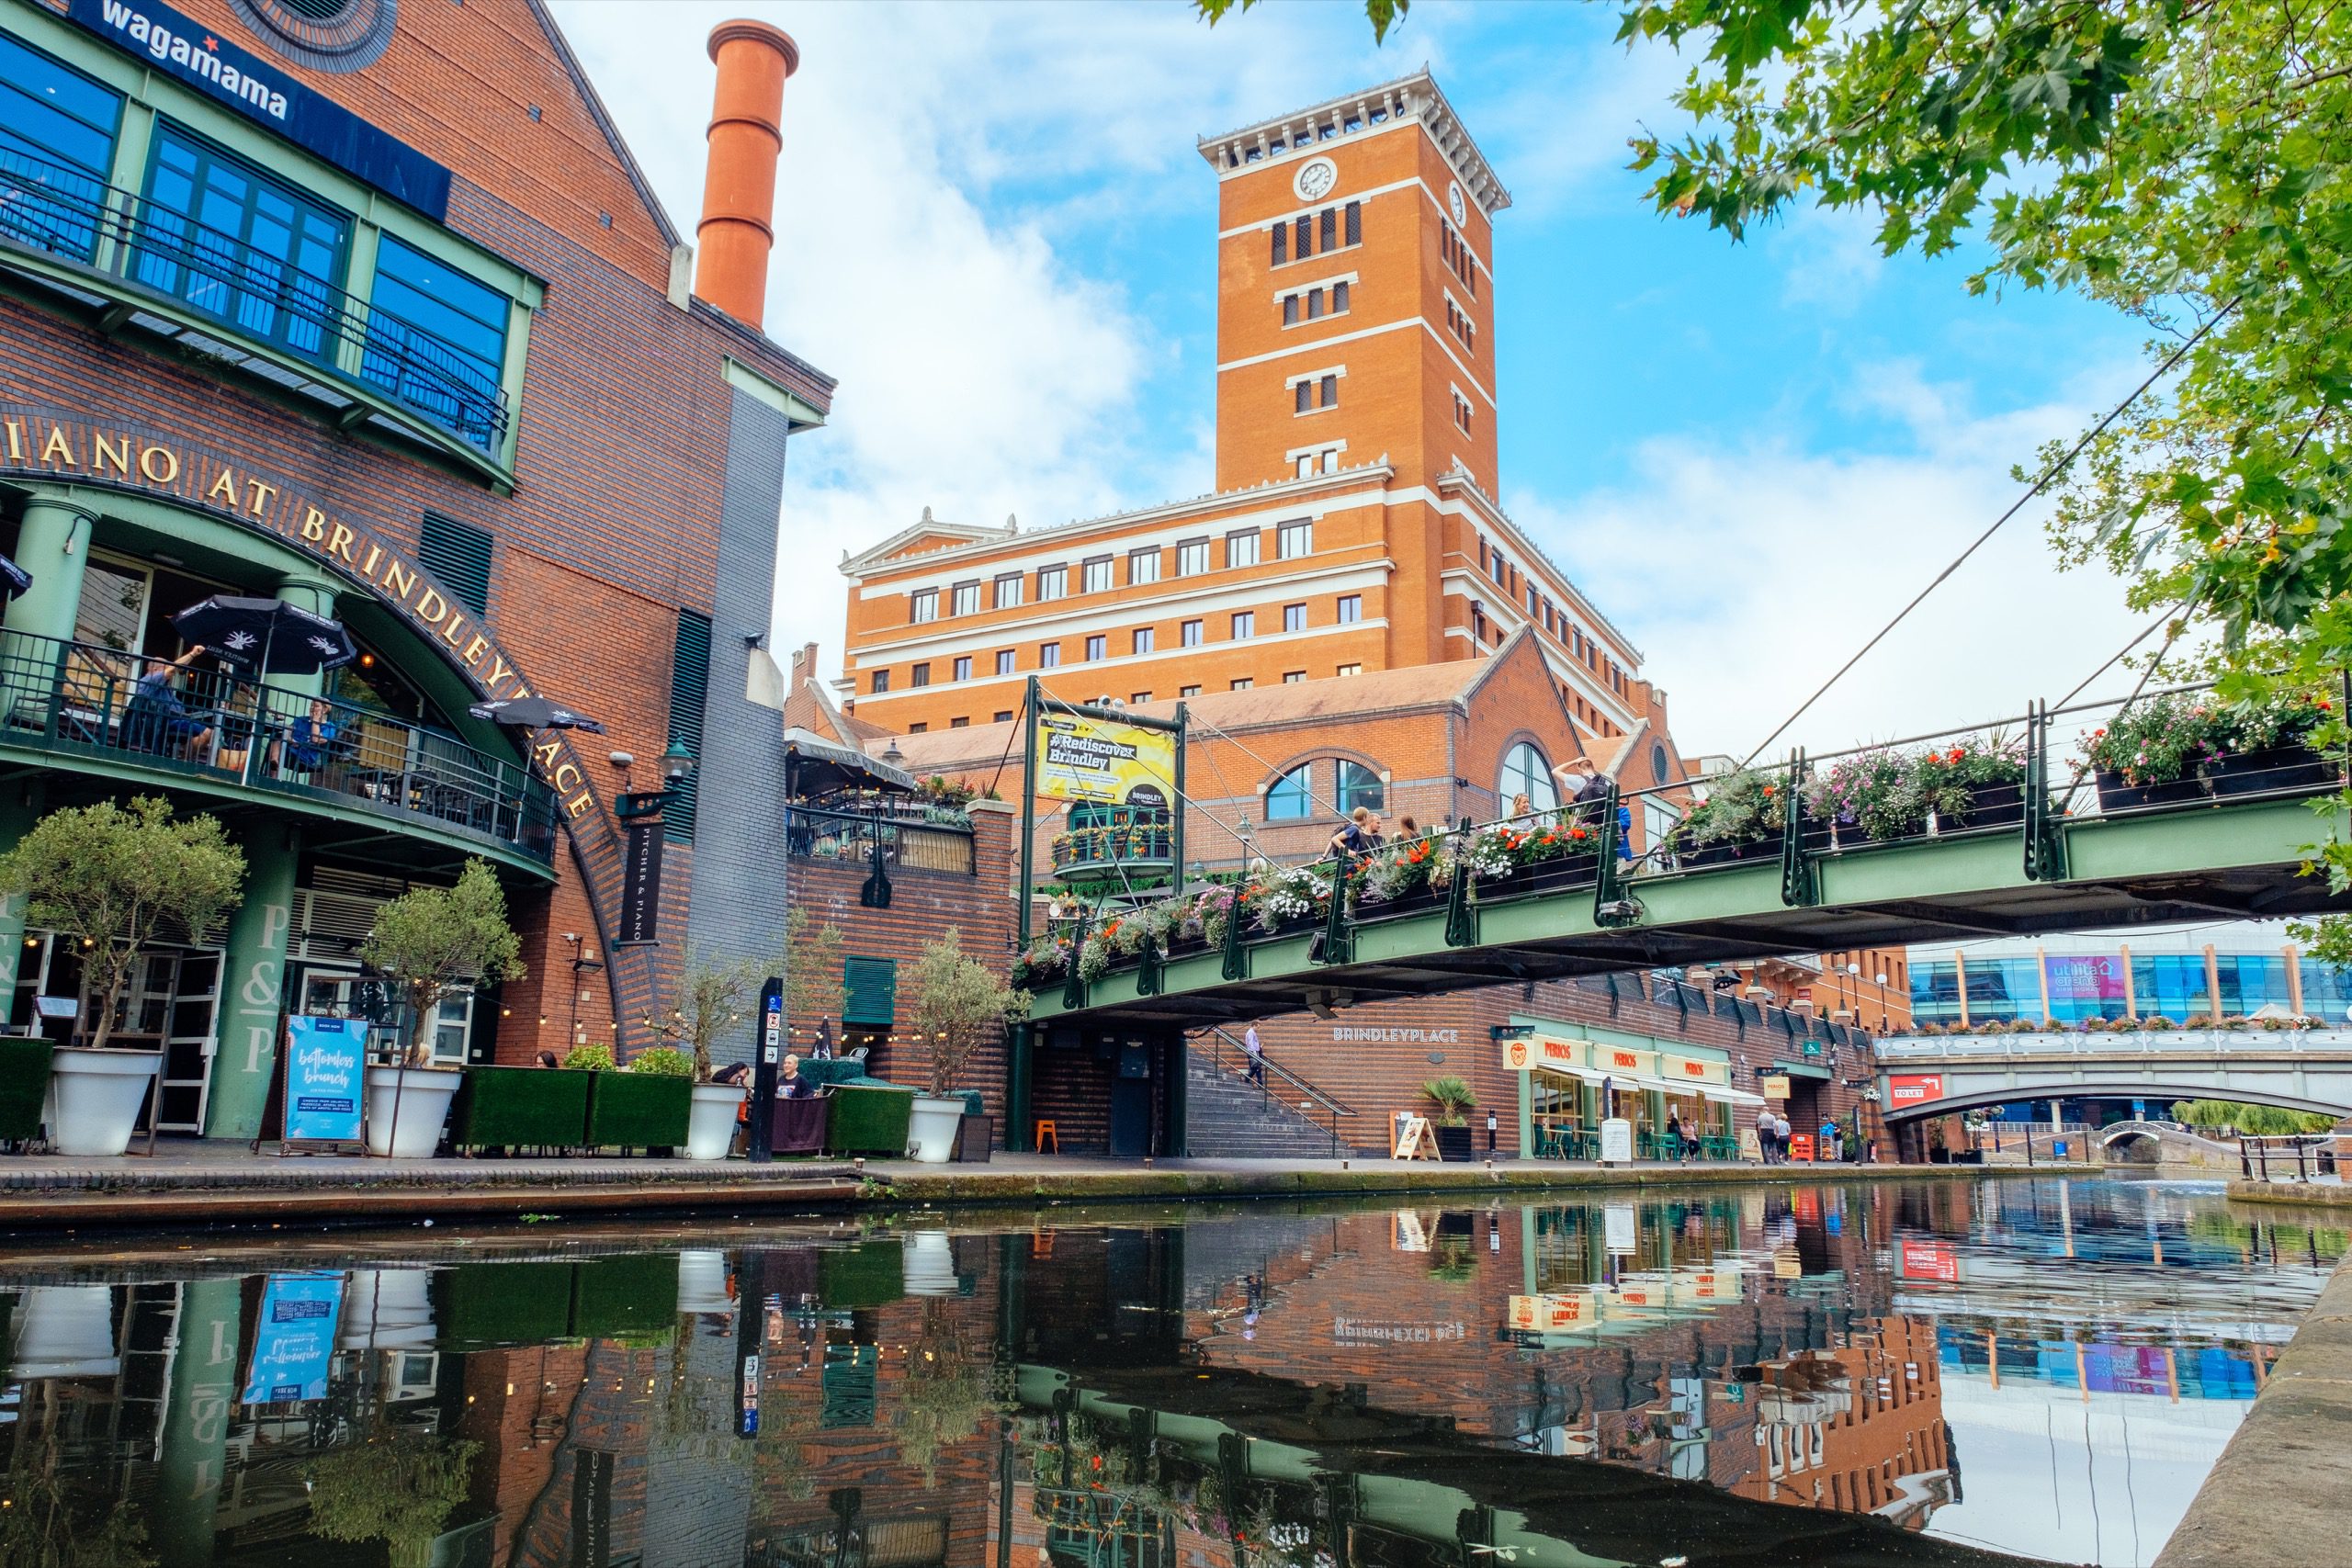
[357,859,525,1156]
[642,947,758,1159]
[0,796,244,1156]
[308,1429,480,1568]
[904,928,1028,1162]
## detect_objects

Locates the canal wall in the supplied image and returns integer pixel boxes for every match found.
[2157,1246,2352,1568]
[0,1154,2095,1233]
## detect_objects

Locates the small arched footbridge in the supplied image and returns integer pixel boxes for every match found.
[1026,694,2352,1035]
[2094,1120,2245,1166]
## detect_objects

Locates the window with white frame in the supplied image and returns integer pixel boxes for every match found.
[994,572,1023,608]
[1227,529,1261,569]
[1176,537,1209,576]
[1337,662,1362,677]
[1277,519,1312,559]
[1037,564,1068,601]
[910,589,938,624]
[1082,556,1113,594]
[951,581,979,616]
[1266,762,1313,819]
[1337,594,1362,624]
[1040,642,1061,668]
[1129,547,1161,584]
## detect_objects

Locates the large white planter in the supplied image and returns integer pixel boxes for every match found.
[44,1047,162,1157]
[907,1094,966,1163]
[364,1066,460,1156]
[7,1284,119,1379]
[678,1249,733,1314]
[686,1082,747,1161]
[902,1229,957,1295]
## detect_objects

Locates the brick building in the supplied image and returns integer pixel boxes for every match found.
[0,0,832,1136]
[832,72,1669,761]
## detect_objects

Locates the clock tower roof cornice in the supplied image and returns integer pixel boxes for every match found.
[1196,69,1510,216]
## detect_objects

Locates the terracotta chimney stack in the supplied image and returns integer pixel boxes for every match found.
[695,19,798,329]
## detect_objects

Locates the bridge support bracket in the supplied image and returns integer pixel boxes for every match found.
[1314,861,1354,965]
[1136,934,1163,996]
[2024,698,2071,882]
[1592,782,1644,928]
[1218,897,1250,981]
[1780,750,1819,908]
[1444,849,1479,948]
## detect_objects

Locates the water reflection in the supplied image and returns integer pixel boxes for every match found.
[0,1179,2336,1568]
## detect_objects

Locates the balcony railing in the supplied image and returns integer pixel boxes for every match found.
[0,146,508,452]
[0,633,556,864]
[785,801,975,875]
[1050,807,1175,880]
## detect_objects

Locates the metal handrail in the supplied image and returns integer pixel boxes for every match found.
[0,144,508,449]
[1191,1022,1356,1156]
[0,631,555,860]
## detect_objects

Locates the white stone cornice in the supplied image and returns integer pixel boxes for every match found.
[1194,70,1513,216]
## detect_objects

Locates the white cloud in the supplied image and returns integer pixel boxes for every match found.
[1507,360,2155,761]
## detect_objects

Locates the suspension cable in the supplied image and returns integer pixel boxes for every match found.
[1738,299,2238,769]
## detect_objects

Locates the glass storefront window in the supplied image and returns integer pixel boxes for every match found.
[365,236,511,449]
[0,33,119,263]
[137,127,349,364]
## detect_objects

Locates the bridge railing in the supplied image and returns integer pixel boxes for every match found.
[1876,1026,2352,1058]
[1026,675,2350,1000]
[2241,1134,2343,1182]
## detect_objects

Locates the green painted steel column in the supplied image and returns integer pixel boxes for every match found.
[1515,1066,1532,1157]
[203,823,300,1140]
[2,494,93,642]
[153,1277,243,1568]
[274,577,337,700]
[1005,1021,1034,1153]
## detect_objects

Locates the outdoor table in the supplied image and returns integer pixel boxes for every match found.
[769,1092,826,1155]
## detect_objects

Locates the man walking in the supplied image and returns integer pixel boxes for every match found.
[1755,1107,1776,1165]
[1242,1023,1265,1086]
[1773,1111,1792,1165]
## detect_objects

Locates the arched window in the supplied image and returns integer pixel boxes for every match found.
[1336,761,1384,814]
[1265,763,1314,821]
[1498,742,1557,810]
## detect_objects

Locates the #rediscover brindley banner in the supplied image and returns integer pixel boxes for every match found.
[1035,713,1175,806]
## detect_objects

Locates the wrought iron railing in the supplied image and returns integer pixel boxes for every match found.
[0,145,508,451]
[1050,806,1174,876]
[0,632,556,862]
[785,801,975,875]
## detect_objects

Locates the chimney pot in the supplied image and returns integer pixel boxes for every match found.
[695,19,799,329]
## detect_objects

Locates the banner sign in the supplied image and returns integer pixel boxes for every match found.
[1887,1073,1946,1110]
[1899,1240,1962,1284]
[1662,1052,1730,1088]
[1035,712,1175,805]
[241,1273,343,1404]
[283,1015,365,1144]
[1759,1074,1791,1100]
[67,0,453,220]
[1500,1036,1581,1073]
[616,818,665,945]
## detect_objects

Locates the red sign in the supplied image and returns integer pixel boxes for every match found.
[1900,1240,1962,1283]
[1888,1074,1945,1109]
[1790,1133,1815,1162]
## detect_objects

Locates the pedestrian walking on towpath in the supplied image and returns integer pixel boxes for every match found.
[1242,1023,1265,1086]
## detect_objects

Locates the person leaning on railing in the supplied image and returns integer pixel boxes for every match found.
[119,645,213,761]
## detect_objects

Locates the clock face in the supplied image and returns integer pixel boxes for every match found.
[1448,181,1467,225]
[1294,157,1339,203]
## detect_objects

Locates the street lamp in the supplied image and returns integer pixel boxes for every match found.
[618,739,698,819]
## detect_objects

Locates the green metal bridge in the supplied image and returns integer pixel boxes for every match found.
[1030,716,2352,1035]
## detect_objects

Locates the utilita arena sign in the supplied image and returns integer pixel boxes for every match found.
[68,0,452,220]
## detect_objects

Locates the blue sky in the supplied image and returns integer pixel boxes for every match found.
[558,0,2153,756]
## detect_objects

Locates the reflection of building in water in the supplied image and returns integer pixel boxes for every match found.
[1727,1315,1952,1529]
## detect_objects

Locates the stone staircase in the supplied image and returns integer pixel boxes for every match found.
[1183,1044,1354,1159]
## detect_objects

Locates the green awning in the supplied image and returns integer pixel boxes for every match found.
[1769,1061,1833,1080]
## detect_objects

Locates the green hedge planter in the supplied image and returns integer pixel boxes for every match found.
[584,1072,691,1151]
[572,1253,682,1339]
[449,1066,591,1151]
[0,1039,54,1143]
[826,1083,914,1156]
[436,1261,575,1345]
[818,1239,905,1309]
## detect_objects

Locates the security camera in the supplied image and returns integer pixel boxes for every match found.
[608,750,634,769]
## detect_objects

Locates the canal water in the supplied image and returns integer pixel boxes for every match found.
[0,1177,2339,1568]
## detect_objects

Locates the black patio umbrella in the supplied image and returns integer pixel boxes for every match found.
[171,595,357,675]
[0,552,29,602]
[467,694,606,733]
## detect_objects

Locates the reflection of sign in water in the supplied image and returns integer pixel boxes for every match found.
[1599,1120,1634,1166]
[1333,1317,1467,1344]
[284,1016,366,1144]
[1035,714,1176,804]
[241,1273,343,1404]
[1899,1239,1962,1283]
[1603,1200,1636,1252]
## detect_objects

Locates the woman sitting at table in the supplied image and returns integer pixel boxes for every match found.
[283,696,340,775]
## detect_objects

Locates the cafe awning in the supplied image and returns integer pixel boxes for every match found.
[1769,1060,1834,1081]
[1700,1085,1768,1106]
[783,727,919,795]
